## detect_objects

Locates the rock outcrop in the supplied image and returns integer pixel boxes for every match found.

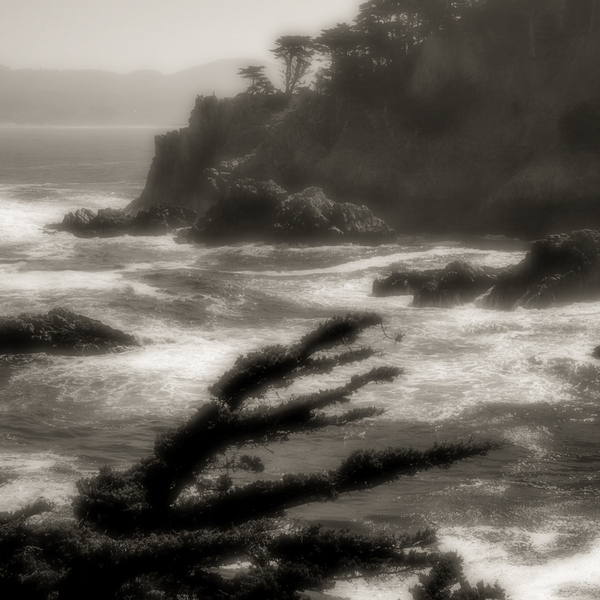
[0,308,139,355]
[374,231,600,310]
[125,94,284,216]
[413,261,500,308]
[481,230,600,309]
[176,182,395,246]
[48,204,197,238]
[372,270,439,297]
[373,261,500,308]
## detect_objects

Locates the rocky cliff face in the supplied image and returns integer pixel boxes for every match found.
[125,96,235,215]
[126,94,286,216]
[130,29,600,239]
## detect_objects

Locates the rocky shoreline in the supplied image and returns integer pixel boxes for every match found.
[373,230,600,310]
[49,173,395,246]
[176,180,395,246]
[373,260,502,308]
[46,204,198,238]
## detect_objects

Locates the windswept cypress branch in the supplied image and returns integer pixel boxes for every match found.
[334,440,501,491]
[298,312,383,356]
[270,525,435,574]
[9,312,505,599]
[273,346,380,386]
[210,312,385,409]
[303,406,386,429]
[210,345,302,410]
[169,440,498,529]
[138,365,401,510]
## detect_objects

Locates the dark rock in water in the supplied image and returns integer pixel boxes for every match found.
[198,178,287,244]
[92,208,135,234]
[373,261,500,308]
[133,204,198,236]
[61,208,96,232]
[481,230,600,309]
[593,346,600,359]
[373,270,438,297]
[179,180,395,246]
[275,187,395,244]
[413,261,499,308]
[47,203,197,238]
[0,308,139,356]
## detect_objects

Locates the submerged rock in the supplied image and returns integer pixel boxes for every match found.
[373,261,500,308]
[0,308,139,356]
[178,181,395,246]
[481,229,600,309]
[47,204,197,238]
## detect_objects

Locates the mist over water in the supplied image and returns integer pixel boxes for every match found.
[1,128,599,600]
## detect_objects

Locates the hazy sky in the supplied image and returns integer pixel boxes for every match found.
[1,0,364,73]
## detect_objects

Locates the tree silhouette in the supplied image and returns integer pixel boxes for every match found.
[0,313,502,599]
[270,35,316,94]
[237,65,275,95]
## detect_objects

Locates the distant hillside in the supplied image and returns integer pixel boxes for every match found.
[0,59,280,126]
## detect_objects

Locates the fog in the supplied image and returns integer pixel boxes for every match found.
[0,0,363,73]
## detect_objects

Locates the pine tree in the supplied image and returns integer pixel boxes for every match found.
[0,313,502,600]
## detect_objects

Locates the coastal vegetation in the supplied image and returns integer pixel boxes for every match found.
[0,313,503,599]
[177,0,600,238]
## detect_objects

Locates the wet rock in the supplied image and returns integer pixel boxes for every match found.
[481,230,600,309]
[373,261,499,308]
[47,204,197,238]
[133,204,198,236]
[183,182,395,246]
[372,271,438,297]
[413,261,499,308]
[275,187,395,244]
[0,308,139,356]
[61,208,96,232]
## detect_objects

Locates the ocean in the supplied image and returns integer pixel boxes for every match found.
[1,126,599,600]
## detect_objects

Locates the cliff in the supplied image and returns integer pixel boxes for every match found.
[126,94,287,215]
[130,28,600,239]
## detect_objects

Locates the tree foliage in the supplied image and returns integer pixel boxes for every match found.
[411,553,507,600]
[310,0,600,99]
[238,65,275,95]
[270,35,316,94]
[0,313,502,599]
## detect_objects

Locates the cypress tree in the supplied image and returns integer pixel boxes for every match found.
[0,313,502,599]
